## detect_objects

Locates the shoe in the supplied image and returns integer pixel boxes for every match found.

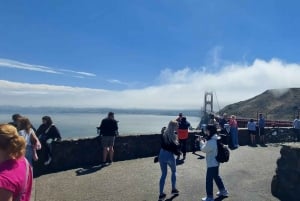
[154,156,159,163]
[201,197,214,201]
[216,189,229,197]
[44,156,52,165]
[171,188,179,195]
[159,193,166,199]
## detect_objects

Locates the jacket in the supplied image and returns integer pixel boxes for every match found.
[200,134,219,168]
[160,135,181,156]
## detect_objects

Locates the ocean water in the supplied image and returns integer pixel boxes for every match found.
[0,113,201,139]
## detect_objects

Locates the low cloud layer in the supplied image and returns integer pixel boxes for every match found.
[0,58,300,110]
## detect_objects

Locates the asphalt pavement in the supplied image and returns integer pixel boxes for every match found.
[32,144,284,201]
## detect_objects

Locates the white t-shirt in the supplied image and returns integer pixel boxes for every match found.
[19,128,34,146]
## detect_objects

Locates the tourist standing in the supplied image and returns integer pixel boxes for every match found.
[99,112,118,165]
[176,113,183,123]
[158,120,180,200]
[18,117,41,166]
[208,114,218,127]
[247,119,257,146]
[200,124,228,201]
[218,113,228,134]
[36,116,62,165]
[229,115,239,149]
[177,117,190,160]
[293,115,300,142]
[0,124,33,201]
[258,113,266,144]
[8,113,22,129]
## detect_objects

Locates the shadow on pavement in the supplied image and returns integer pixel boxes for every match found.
[165,194,179,201]
[192,152,205,159]
[259,144,268,147]
[214,196,228,201]
[75,164,107,176]
[176,159,184,166]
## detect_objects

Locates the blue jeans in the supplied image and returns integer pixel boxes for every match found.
[206,166,225,198]
[159,149,176,194]
[230,127,239,147]
[25,145,33,166]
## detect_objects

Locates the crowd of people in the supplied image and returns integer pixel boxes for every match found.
[0,110,298,201]
[0,114,63,200]
[158,114,229,201]
[7,114,62,166]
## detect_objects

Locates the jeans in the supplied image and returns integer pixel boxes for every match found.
[206,166,226,198]
[159,149,176,194]
[179,139,187,157]
[25,145,33,166]
[230,127,239,148]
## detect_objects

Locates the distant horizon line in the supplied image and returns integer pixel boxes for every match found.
[0,105,204,117]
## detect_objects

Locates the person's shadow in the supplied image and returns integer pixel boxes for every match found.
[192,152,205,159]
[157,194,179,201]
[215,196,228,201]
[75,164,107,176]
[176,159,184,166]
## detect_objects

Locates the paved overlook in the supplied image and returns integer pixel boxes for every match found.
[32,145,283,201]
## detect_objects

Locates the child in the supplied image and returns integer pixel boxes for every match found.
[18,117,41,166]
[200,124,229,201]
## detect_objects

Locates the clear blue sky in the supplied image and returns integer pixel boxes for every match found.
[1,1,300,109]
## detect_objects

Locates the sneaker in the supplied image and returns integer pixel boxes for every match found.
[44,156,52,165]
[171,188,179,195]
[201,197,214,201]
[159,193,166,199]
[216,189,229,197]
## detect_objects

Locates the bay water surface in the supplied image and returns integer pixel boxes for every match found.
[0,112,201,139]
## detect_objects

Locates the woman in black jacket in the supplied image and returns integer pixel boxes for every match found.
[158,120,180,200]
[36,116,61,165]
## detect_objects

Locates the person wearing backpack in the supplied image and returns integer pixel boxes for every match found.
[200,124,229,201]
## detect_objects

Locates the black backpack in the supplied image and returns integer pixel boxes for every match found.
[216,140,230,163]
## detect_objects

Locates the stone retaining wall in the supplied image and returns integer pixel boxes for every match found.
[33,127,295,177]
[271,144,300,201]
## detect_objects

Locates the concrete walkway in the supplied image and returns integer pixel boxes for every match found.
[32,144,283,201]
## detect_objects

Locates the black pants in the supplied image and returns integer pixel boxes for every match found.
[179,139,187,157]
[41,140,52,161]
[294,129,300,142]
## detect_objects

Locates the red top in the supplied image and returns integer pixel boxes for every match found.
[177,129,189,140]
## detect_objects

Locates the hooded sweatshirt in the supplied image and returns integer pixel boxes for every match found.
[200,134,219,168]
